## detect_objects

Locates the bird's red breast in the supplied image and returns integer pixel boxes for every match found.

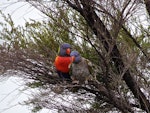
[54,56,72,73]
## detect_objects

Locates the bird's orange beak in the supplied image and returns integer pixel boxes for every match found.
[66,48,71,55]
[71,56,75,62]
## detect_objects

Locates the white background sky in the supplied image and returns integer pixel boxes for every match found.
[0,0,46,26]
[0,0,49,113]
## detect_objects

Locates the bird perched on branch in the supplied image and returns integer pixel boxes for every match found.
[70,50,92,84]
[54,43,74,80]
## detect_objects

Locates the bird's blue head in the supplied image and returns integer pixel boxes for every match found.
[70,50,81,63]
[58,43,71,56]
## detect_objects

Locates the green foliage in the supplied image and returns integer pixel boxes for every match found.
[31,105,42,113]
[117,21,150,62]
[27,82,44,88]
[25,20,59,58]
[137,24,150,52]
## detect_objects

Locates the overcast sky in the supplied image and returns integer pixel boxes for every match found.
[0,0,49,113]
[0,0,46,26]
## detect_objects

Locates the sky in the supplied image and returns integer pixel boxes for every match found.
[0,0,49,113]
[0,76,51,113]
[0,77,32,113]
[0,0,46,26]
